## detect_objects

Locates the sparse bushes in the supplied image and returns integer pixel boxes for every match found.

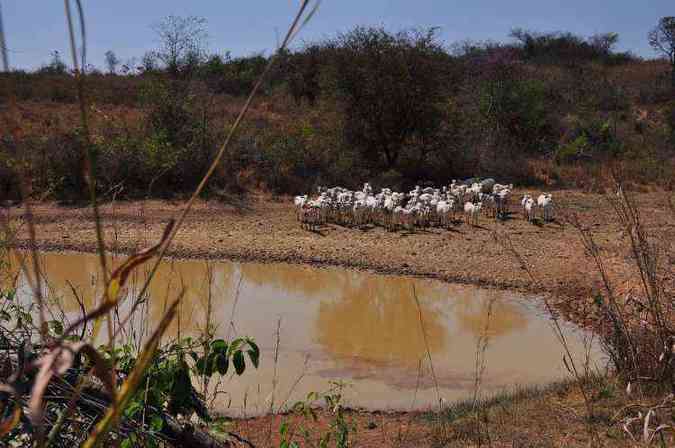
[648,17,675,89]
[597,81,630,113]
[121,75,222,195]
[258,127,315,194]
[13,130,91,202]
[0,71,141,105]
[510,28,636,66]
[571,185,674,391]
[1,25,674,201]
[200,53,269,96]
[322,27,454,172]
[479,73,557,154]
[666,100,675,145]
[250,105,361,194]
[556,118,623,163]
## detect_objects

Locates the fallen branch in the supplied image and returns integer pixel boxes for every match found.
[1,368,251,448]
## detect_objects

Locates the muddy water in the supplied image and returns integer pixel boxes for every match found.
[6,251,601,416]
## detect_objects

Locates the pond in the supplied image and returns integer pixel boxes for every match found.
[5,251,601,416]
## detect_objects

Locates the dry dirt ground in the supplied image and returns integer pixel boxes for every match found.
[4,189,675,447]
[225,379,657,448]
[7,189,674,328]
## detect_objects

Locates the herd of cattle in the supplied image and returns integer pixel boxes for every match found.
[293,179,554,231]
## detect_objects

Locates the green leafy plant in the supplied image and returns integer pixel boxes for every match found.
[280,380,355,448]
[556,118,623,164]
[479,75,556,154]
[105,335,259,429]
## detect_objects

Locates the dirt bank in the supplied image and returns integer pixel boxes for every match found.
[223,378,651,447]
[4,191,674,447]
[6,190,674,328]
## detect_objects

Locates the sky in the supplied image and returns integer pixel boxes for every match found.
[1,1,672,70]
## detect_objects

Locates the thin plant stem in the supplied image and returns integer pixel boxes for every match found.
[63,0,116,388]
[126,0,318,323]
[62,0,109,286]
[397,358,425,447]
[225,274,243,343]
[472,295,496,407]
[266,317,282,444]
[277,354,310,412]
[0,2,48,344]
[412,284,441,410]
[494,229,599,443]
[471,294,497,448]
[0,2,9,71]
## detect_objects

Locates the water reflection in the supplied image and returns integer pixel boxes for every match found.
[315,276,447,367]
[455,292,528,338]
[9,250,600,415]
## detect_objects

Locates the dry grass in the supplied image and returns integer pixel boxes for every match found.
[0,1,322,447]
[2,57,673,201]
[226,375,673,447]
[1,3,674,447]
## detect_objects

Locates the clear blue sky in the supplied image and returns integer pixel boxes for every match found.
[2,0,672,70]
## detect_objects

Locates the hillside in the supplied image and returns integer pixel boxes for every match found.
[1,27,673,202]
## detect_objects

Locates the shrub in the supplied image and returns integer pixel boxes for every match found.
[29,130,90,202]
[2,24,674,200]
[138,76,219,194]
[479,71,558,154]
[556,134,591,164]
[667,100,675,145]
[36,51,69,76]
[280,44,324,105]
[573,186,674,389]
[201,53,270,96]
[509,29,634,65]
[597,82,630,112]
[557,118,623,163]
[321,27,456,171]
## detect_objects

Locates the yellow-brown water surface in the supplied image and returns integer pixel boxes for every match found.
[6,251,600,416]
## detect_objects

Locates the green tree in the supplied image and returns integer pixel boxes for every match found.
[323,27,453,170]
[38,50,68,75]
[152,15,208,78]
[479,61,556,154]
[104,50,120,74]
[648,17,675,89]
[588,32,619,56]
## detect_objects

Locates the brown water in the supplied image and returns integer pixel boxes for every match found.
[5,251,601,416]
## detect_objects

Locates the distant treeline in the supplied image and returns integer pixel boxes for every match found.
[0,26,673,201]
[0,28,652,103]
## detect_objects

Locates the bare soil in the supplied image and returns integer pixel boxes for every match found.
[7,189,674,328]
[224,378,655,447]
[5,189,674,447]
